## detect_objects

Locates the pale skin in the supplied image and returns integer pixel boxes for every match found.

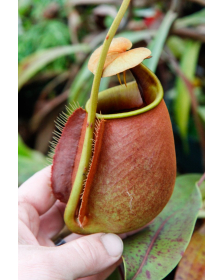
[18,166,123,280]
[18,166,149,280]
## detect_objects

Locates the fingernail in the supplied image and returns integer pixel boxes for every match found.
[101,233,123,257]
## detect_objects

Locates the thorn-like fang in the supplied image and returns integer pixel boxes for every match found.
[117,73,122,85]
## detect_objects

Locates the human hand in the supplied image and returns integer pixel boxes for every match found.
[18,166,123,280]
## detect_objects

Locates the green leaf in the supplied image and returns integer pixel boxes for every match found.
[196,178,205,218]
[197,106,205,124]
[174,40,201,140]
[28,0,66,21]
[18,0,32,15]
[105,16,115,29]
[144,10,177,73]
[174,9,205,29]
[18,44,90,90]
[18,135,47,186]
[77,77,93,107]
[18,135,33,158]
[18,156,47,186]
[18,21,71,63]
[68,58,93,104]
[166,36,186,59]
[123,174,202,280]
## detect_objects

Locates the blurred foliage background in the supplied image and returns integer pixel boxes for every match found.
[18,0,205,184]
[18,0,205,279]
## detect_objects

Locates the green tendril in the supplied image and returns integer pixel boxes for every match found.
[64,0,131,232]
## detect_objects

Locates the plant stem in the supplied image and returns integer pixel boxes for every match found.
[64,0,131,230]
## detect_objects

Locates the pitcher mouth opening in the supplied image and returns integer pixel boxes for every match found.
[85,64,164,119]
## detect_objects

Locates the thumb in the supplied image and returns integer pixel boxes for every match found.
[47,233,123,280]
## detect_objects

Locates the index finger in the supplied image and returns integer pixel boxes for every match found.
[18,165,56,215]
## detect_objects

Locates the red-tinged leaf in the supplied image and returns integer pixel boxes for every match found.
[123,174,202,280]
[174,224,205,280]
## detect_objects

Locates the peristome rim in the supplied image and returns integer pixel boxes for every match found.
[85,67,163,119]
